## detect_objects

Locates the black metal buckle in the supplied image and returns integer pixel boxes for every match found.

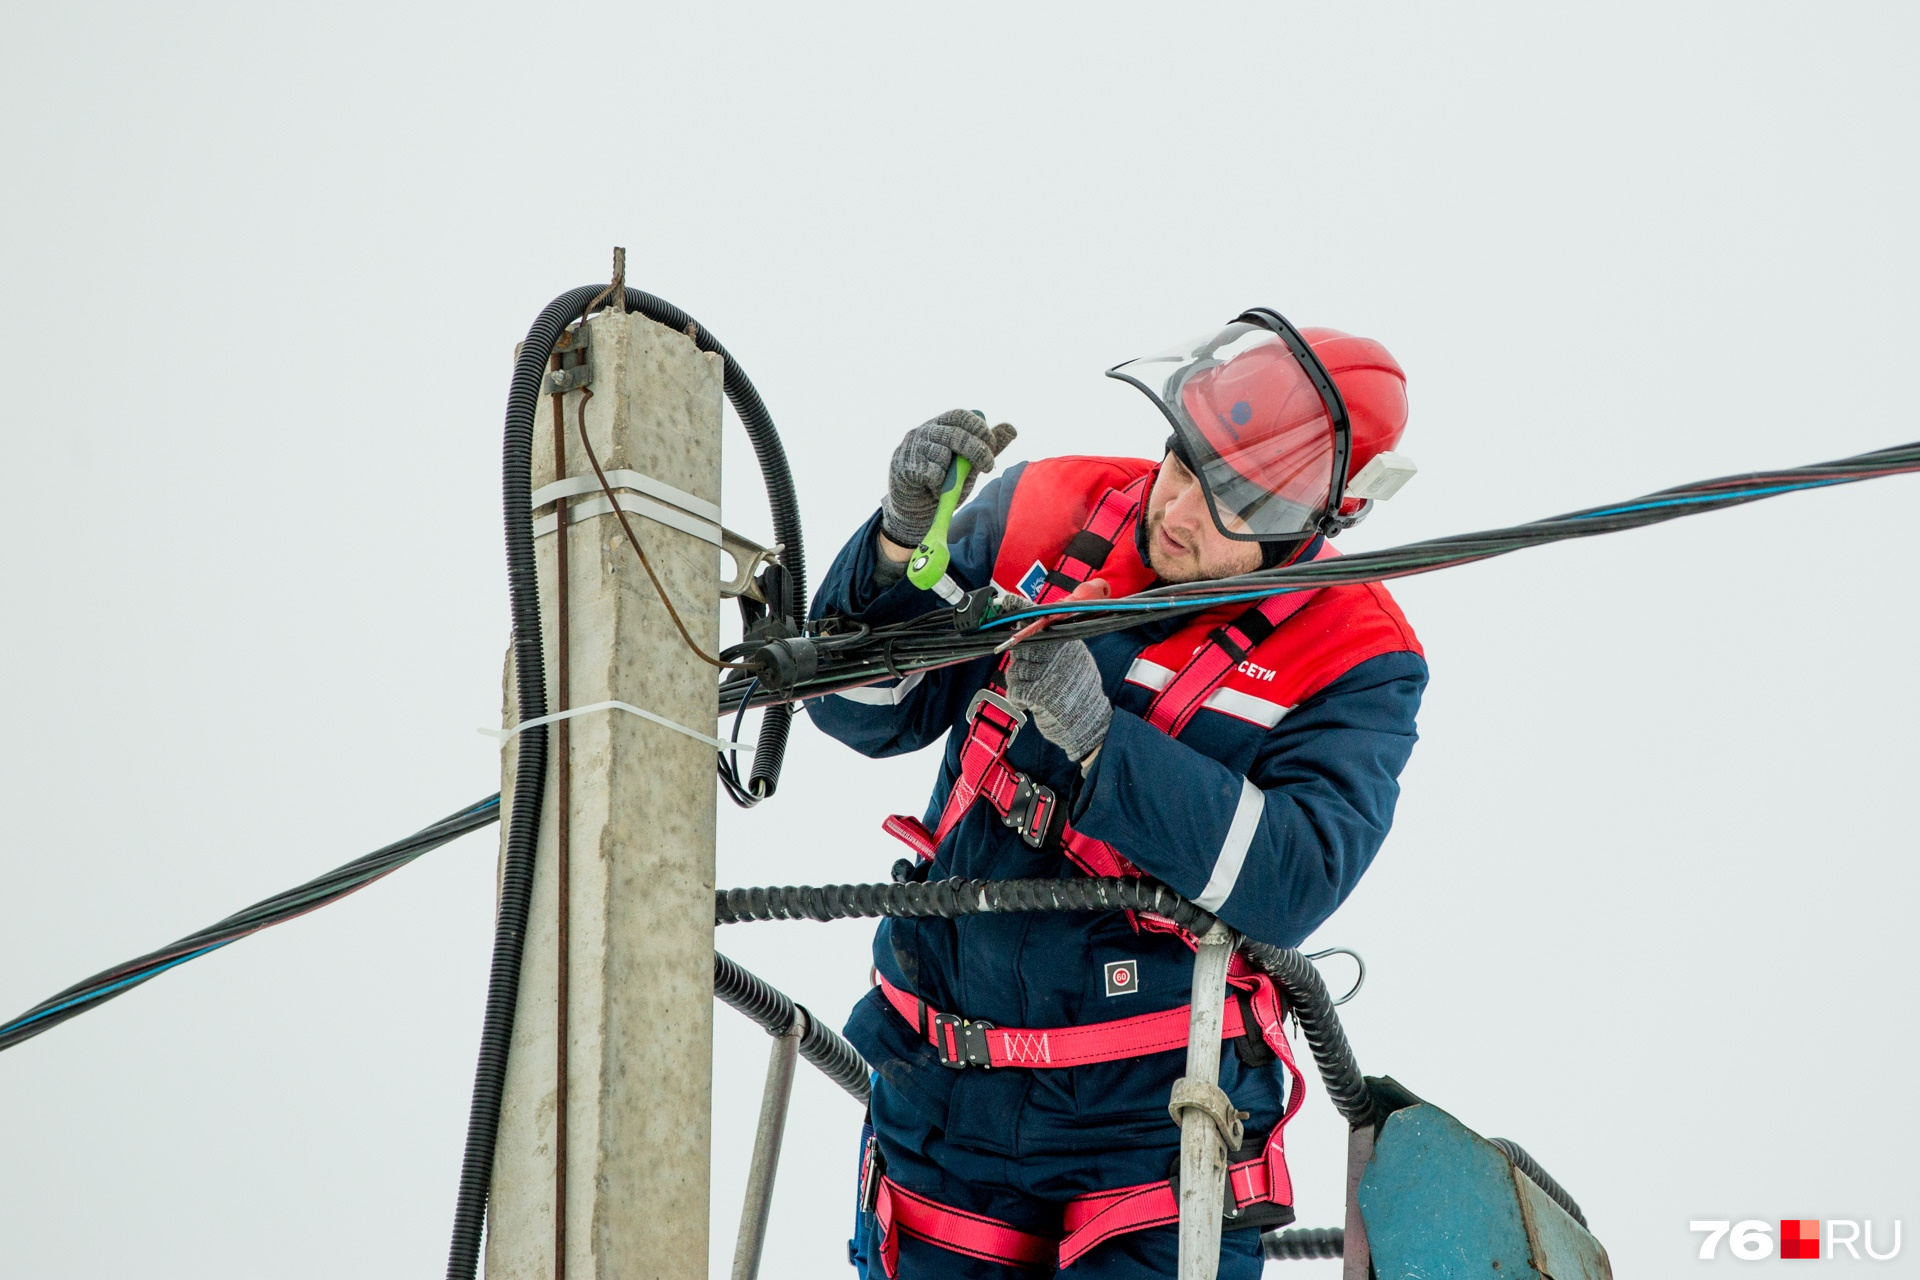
[930,1012,995,1069]
[1000,774,1058,849]
[859,1132,885,1213]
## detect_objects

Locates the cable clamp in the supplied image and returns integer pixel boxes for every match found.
[480,700,754,756]
[1167,1077,1246,1153]
[544,361,593,394]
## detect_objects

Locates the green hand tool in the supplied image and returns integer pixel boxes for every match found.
[907,453,974,605]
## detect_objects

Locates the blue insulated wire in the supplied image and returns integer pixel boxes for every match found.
[0,943,229,1038]
[1575,478,1843,520]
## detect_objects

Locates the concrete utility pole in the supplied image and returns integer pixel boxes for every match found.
[487,306,725,1280]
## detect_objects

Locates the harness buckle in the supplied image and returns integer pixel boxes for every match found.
[964,687,1026,734]
[1001,774,1058,849]
[930,1012,996,1068]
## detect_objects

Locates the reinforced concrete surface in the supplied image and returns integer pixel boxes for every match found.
[488,308,724,1280]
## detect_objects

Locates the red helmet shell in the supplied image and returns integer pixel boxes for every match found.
[1298,328,1409,516]
[1175,325,1409,528]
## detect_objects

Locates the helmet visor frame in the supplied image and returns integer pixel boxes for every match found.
[1106,309,1352,542]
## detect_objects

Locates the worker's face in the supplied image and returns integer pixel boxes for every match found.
[1144,453,1264,583]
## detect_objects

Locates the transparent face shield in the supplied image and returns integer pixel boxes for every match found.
[1107,315,1349,541]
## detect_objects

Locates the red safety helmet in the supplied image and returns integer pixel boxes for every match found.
[1108,310,1414,541]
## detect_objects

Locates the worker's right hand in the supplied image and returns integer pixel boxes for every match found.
[881,410,1018,547]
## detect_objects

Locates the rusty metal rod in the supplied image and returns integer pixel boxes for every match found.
[550,358,572,1280]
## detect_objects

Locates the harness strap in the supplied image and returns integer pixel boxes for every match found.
[878,973,1255,1069]
[870,1141,1293,1274]
[1142,543,1340,738]
[1033,479,1148,606]
[1054,1153,1290,1269]
[873,1177,1058,1279]
[870,972,1306,1269]
[923,478,1149,854]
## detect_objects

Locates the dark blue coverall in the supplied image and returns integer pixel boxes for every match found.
[806,462,1427,1277]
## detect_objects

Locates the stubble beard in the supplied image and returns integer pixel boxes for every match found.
[1144,510,1209,584]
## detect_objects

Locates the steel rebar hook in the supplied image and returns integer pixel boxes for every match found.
[1304,947,1366,1006]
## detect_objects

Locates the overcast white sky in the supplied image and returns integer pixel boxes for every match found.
[2,4,1916,1277]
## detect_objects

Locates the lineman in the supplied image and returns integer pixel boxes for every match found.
[808,310,1428,1278]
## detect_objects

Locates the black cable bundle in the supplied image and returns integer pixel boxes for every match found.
[0,796,501,1054]
[720,437,1920,711]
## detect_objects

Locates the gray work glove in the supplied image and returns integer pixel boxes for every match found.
[880,409,1018,547]
[1004,638,1112,763]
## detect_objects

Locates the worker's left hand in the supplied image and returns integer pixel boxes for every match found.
[1005,636,1111,763]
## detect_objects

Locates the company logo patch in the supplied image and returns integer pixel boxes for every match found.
[1017,560,1049,602]
[1104,959,1139,997]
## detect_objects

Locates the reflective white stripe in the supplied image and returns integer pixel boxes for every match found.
[831,671,926,706]
[1124,658,1176,691]
[1126,658,1290,729]
[1202,686,1292,729]
[1194,779,1264,912]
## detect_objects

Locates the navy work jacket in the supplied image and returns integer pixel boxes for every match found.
[806,458,1426,1158]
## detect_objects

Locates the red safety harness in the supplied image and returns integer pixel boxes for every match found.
[867,475,1328,1273]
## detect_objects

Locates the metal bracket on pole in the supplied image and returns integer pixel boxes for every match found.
[1172,922,1240,1280]
[530,470,783,601]
[731,1009,805,1280]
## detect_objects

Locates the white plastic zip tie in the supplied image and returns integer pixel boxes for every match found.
[480,700,755,757]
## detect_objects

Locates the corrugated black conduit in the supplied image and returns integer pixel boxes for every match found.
[712,878,1374,1126]
[620,288,804,802]
[714,951,871,1102]
[448,287,804,1280]
[716,878,1597,1248]
[1238,939,1375,1128]
[444,286,598,1280]
[717,876,1218,934]
[1491,1138,1588,1227]
[1264,1227,1344,1260]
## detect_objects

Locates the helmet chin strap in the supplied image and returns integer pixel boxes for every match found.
[1260,535,1314,570]
[1162,436,1317,570]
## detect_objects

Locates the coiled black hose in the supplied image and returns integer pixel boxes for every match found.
[714,951,871,1102]
[713,878,1376,1127]
[1263,1227,1344,1260]
[448,287,805,1280]
[1491,1138,1588,1228]
[621,288,805,800]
